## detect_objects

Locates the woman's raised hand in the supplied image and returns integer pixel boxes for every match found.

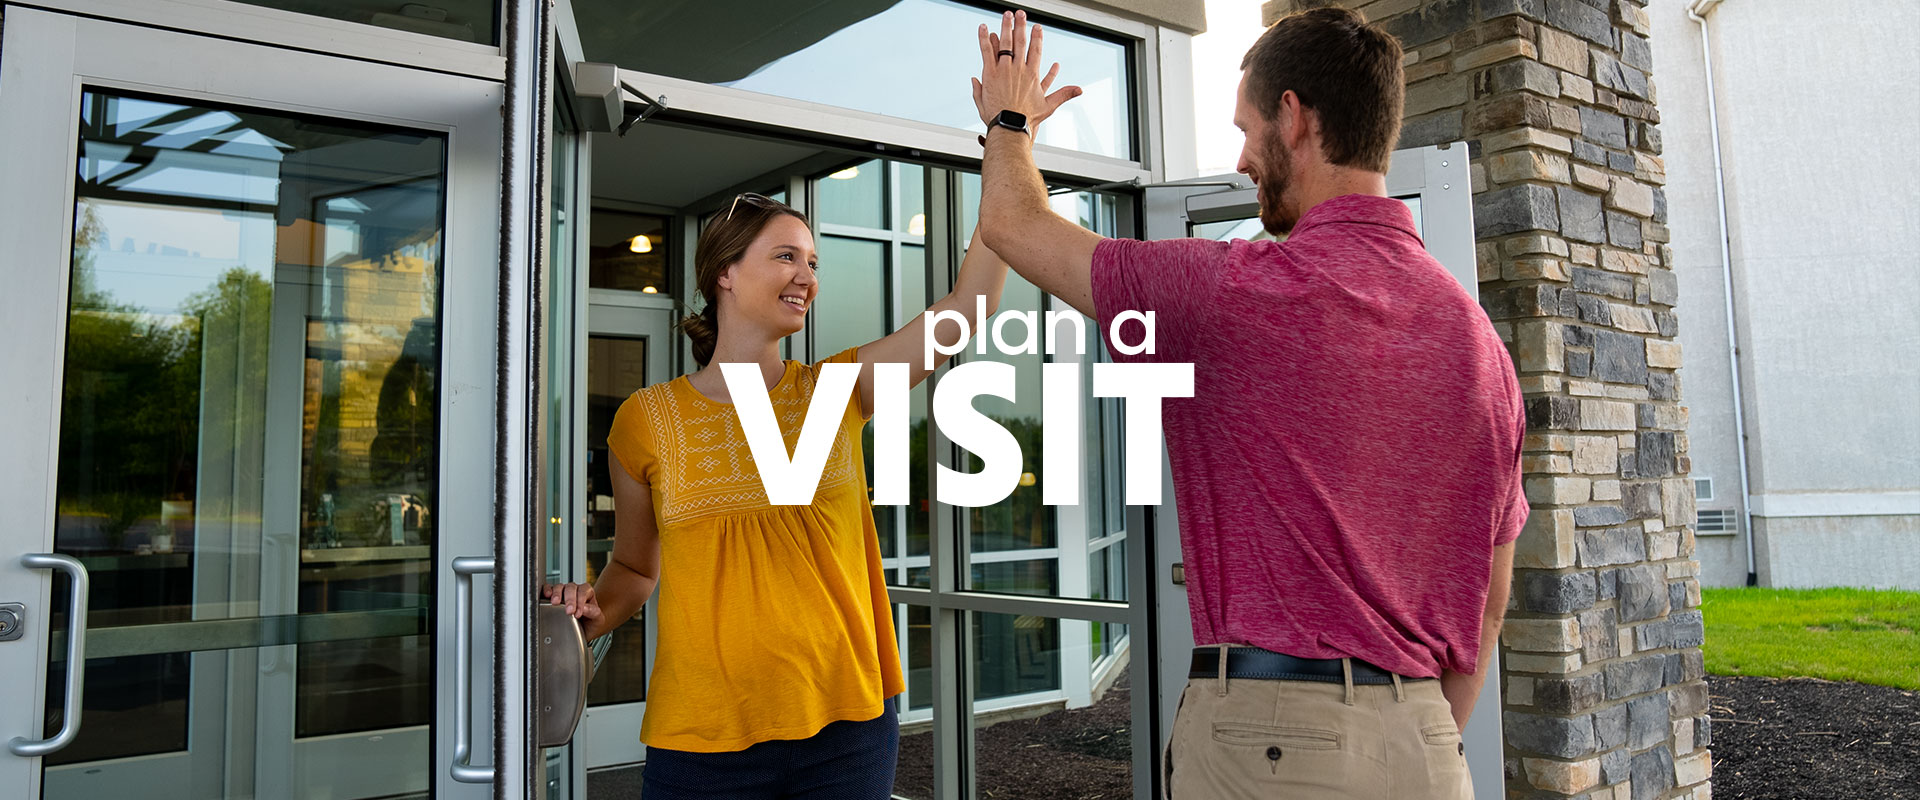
[543,581,604,625]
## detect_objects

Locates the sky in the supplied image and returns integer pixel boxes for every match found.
[1190,0,1268,175]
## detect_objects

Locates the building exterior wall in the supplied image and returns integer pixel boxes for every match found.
[1755,516,1920,590]
[1087,0,1208,32]
[1649,0,1920,589]
[1263,0,1713,797]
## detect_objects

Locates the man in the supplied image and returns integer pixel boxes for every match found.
[970,7,1525,798]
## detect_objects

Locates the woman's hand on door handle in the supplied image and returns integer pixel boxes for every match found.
[544,581,604,629]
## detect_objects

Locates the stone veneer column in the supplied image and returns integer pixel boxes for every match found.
[1255,1,1710,798]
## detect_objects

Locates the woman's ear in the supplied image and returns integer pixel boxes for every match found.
[717,262,737,292]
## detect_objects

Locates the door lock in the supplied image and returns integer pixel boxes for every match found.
[0,603,23,641]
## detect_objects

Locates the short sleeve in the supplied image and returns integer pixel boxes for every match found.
[814,347,861,368]
[809,347,865,421]
[1493,374,1529,546]
[1089,237,1229,363]
[606,392,654,486]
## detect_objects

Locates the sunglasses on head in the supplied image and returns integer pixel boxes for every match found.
[724,192,780,221]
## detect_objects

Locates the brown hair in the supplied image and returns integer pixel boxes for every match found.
[1240,6,1404,174]
[682,194,810,367]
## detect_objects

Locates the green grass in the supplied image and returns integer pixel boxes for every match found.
[1700,587,1920,690]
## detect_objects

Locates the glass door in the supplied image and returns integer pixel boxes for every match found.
[0,9,504,799]
[575,285,676,775]
[1141,143,1503,799]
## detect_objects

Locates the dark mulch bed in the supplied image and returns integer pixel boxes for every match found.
[894,672,1920,800]
[1709,675,1919,799]
[895,670,1133,800]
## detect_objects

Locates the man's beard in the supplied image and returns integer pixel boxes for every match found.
[1255,135,1296,236]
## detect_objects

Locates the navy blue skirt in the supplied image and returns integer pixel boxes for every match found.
[639,704,899,800]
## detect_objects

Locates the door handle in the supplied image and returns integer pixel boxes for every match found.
[451,556,495,783]
[535,603,588,747]
[9,553,89,757]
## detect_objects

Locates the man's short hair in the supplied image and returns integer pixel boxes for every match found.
[1240,7,1405,174]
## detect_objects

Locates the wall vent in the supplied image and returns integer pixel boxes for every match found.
[1697,508,1737,535]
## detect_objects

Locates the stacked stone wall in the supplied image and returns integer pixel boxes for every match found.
[1258,1,1709,797]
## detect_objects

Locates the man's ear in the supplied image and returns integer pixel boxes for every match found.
[1279,90,1313,151]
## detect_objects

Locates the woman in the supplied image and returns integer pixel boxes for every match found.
[550,32,1077,796]
[545,197,1008,798]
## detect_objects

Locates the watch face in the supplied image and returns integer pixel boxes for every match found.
[996,110,1028,129]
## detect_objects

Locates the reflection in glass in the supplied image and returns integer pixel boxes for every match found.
[972,559,1058,597]
[817,159,886,229]
[813,236,888,357]
[955,173,1138,603]
[893,632,936,800]
[548,98,580,594]
[1191,216,1278,243]
[586,336,650,706]
[48,90,444,791]
[900,165,926,237]
[973,611,1059,700]
[971,612,1131,799]
[590,209,671,294]
[901,243,932,560]
[230,0,498,44]
[965,271,1053,562]
[575,0,1133,160]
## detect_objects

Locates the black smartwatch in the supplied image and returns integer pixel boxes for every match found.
[988,109,1031,137]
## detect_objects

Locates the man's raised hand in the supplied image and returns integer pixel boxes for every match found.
[973,10,1082,133]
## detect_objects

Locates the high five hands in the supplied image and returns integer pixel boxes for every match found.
[973,10,1083,135]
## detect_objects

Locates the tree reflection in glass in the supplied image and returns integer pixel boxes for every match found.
[50,90,448,768]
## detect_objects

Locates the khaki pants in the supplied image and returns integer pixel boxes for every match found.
[1164,659,1471,799]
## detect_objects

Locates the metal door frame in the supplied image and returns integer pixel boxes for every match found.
[0,8,506,798]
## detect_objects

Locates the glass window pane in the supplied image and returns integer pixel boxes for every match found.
[1191,216,1274,242]
[957,173,1137,600]
[972,618,1132,800]
[902,244,932,560]
[230,0,498,45]
[575,0,1134,160]
[1401,195,1424,239]
[813,235,887,357]
[965,272,1052,559]
[893,604,935,799]
[971,559,1058,597]
[817,160,885,229]
[903,604,932,711]
[899,164,926,237]
[586,336,650,706]
[547,99,580,590]
[590,209,671,294]
[972,610,1058,700]
[961,171,982,241]
[50,90,444,786]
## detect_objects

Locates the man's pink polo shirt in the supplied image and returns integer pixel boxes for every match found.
[1091,193,1526,678]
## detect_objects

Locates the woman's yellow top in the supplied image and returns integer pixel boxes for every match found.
[605,348,903,753]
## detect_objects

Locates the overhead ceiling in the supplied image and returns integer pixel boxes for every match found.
[571,0,894,83]
[589,123,826,209]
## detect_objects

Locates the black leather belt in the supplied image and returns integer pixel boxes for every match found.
[1188,646,1430,685]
